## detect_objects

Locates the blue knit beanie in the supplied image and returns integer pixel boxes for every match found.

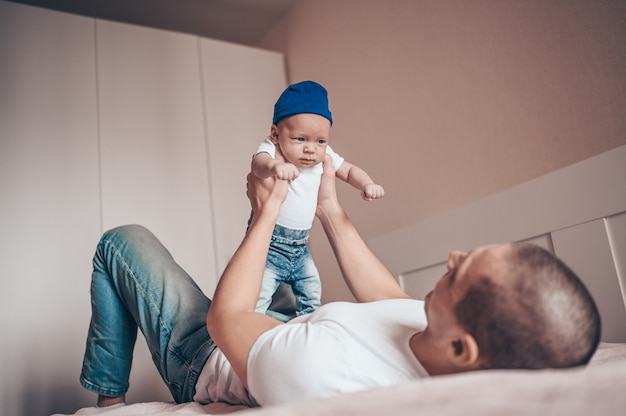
[272,80,333,125]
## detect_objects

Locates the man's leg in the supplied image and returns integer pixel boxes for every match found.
[80,225,216,404]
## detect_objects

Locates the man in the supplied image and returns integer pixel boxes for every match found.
[81,156,601,408]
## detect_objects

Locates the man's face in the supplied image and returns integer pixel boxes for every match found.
[425,244,510,330]
[271,113,331,169]
[413,244,511,374]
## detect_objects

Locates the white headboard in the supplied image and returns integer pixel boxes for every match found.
[369,145,626,343]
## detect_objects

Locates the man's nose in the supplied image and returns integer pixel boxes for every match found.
[448,250,467,269]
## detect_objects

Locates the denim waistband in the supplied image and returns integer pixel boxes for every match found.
[272,223,310,245]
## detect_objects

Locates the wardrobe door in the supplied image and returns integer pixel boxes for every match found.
[96,20,214,403]
[0,2,100,415]
[200,37,286,274]
[96,20,217,294]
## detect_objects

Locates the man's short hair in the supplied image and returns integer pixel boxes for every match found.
[454,242,601,370]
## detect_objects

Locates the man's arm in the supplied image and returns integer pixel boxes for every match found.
[206,173,287,388]
[317,156,408,302]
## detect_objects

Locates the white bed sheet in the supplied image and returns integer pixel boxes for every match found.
[54,342,626,416]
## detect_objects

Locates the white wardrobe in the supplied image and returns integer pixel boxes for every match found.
[0,2,286,415]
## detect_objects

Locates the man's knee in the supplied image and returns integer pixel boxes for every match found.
[101,224,150,244]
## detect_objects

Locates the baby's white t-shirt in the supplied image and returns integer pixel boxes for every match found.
[255,137,344,230]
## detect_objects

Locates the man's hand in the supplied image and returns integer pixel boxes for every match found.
[246,171,288,218]
[316,154,340,220]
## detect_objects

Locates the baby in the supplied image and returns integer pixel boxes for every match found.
[251,80,384,320]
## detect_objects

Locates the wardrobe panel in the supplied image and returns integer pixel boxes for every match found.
[96,20,218,295]
[96,20,217,404]
[0,2,100,415]
[199,38,286,274]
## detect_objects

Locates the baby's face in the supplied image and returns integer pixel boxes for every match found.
[271,113,331,168]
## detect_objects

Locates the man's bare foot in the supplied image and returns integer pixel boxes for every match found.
[97,394,125,407]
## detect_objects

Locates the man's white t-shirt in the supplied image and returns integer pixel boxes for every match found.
[194,298,428,407]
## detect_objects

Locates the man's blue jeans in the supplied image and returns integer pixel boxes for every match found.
[80,225,216,403]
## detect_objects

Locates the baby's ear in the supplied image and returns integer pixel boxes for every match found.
[270,125,279,143]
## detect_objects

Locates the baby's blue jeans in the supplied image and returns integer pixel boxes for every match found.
[255,224,321,319]
[80,225,216,403]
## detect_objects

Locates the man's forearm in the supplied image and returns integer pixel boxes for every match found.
[316,203,408,303]
[210,208,277,313]
[206,175,286,386]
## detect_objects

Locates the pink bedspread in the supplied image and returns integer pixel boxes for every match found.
[54,342,626,416]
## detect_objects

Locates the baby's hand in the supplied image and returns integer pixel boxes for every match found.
[361,183,385,201]
[272,162,300,181]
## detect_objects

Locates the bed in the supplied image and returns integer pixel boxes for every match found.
[52,342,626,415]
[54,146,626,416]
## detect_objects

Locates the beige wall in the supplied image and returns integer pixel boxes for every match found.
[259,0,626,302]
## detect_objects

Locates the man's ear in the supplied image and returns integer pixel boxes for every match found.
[449,333,480,369]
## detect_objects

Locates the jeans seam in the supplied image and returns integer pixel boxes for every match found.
[104,239,173,337]
[80,374,128,397]
[104,238,185,387]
